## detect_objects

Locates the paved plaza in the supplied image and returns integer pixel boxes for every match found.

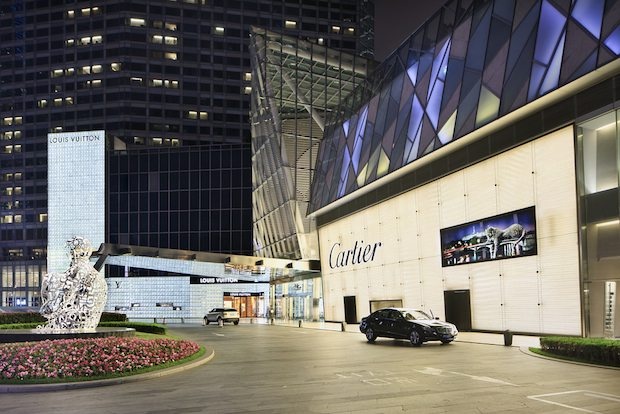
[1,324,619,413]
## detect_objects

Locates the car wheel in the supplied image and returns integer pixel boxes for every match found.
[365,327,377,342]
[409,329,422,347]
[205,319,210,325]
[233,320,239,325]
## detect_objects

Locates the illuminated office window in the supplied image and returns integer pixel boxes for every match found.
[130,18,146,27]
[285,20,297,29]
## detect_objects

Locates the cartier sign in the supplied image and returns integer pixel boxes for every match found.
[328,240,382,269]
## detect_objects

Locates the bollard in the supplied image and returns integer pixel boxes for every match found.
[298,320,302,328]
[503,330,513,346]
[218,318,224,328]
[341,321,347,332]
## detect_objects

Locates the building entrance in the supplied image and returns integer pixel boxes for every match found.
[444,290,472,331]
[224,292,264,318]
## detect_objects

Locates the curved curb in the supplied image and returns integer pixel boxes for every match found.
[0,347,215,393]
[519,346,620,370]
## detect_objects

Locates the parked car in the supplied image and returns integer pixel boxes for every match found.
[359,308,458,346]
[204,308,240,325]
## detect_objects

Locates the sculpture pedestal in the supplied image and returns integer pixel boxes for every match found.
[0,327,136,343]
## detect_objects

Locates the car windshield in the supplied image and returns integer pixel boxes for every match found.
[401,309,432,320]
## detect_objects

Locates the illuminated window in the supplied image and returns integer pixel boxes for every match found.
[52,126,63,132]
[164,36,177,45]
[200,111,208,120]
[79,66,91,75]
[14,215,22,223]
[51,69,64,78]
[151,79,163,87]
[53,98,63,106]
[164,52,178,60]
[346,27,355,35]
[153,20,164,29]
[165,22,177,31]
[285,20,297,29]
[92,35,103,44]
[187,111,198,119]
[92,65,103,73]
[37,99,48,108]
[244,86,252,94]
[111,62,122,71]
[152,137,163,145]
[14,172,21,180]
[65,97,74,105]
[244,72,252,81]
[214,26,225,35]
[318,38,324,45]
[87,79,102,87]
[130,77,143,85]
[79,36,91,45]
[80,7,99,16]
[133,136,145,144]
[14,131,22,139]
[38,214,48,222]
[331,25,341,34]
[65,68,75,75]
[14,187,22,195]
[152,35,163,44]
[0,216,13,224]
[67,10,75,18]
[130,18,146,27]
[65,39,75,46]
[171,139,180,147]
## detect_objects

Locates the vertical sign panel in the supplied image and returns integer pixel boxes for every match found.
[47,130,105,273]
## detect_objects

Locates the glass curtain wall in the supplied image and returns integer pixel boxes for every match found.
[576,110,620,338]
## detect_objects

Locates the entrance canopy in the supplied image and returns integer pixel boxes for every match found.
[92,243,321,283]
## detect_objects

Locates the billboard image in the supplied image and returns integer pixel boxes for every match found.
[440,206,537,267]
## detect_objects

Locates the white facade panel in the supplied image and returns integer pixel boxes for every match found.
[47,130,105,274]
[318,125,580,335]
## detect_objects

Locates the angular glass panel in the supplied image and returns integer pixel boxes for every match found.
[356,164,368,187]
[604,26,620,54]
[352,105,369,173]
[337,150,351,198]
[528,62,546,100]
[407,62,419,86]
[438,110,457,144]
[572,0,604,39]
[476,85,500,126]
[342,120,350,137]
[540,32,565,94]
[376,149,390,178]
[534,0,566,63]
[407,94,424,142]
[427,79,444,129]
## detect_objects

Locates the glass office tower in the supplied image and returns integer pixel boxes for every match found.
[0,0,374,308]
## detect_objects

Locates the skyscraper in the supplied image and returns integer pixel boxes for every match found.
[0,0,374,308]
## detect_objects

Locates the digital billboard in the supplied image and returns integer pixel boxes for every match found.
[440,206,537,267]
[47,130,105,273]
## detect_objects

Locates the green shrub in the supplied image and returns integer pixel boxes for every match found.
[0,311,127,325]
[99,321,167,335]
[540,336,620,367]
[0,321,166,335]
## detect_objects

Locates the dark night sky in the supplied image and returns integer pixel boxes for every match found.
[374,0,449,61]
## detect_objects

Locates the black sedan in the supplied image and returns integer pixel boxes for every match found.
[359,308,458,346]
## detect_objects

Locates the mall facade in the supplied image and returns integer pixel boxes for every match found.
[298,0,619,337]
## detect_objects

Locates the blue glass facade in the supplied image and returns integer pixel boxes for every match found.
[310,0,620,212]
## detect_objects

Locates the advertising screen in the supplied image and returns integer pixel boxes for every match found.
[440,206,537,267]
[47,130,105,273]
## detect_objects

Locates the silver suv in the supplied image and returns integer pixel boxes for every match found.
[204,308,240,325]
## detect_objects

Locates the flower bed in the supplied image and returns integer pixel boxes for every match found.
[0,337,201,382]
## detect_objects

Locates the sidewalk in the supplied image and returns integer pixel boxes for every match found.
[263,319,541,348]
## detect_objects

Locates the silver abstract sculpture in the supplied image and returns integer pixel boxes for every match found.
[39,236,108,332]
